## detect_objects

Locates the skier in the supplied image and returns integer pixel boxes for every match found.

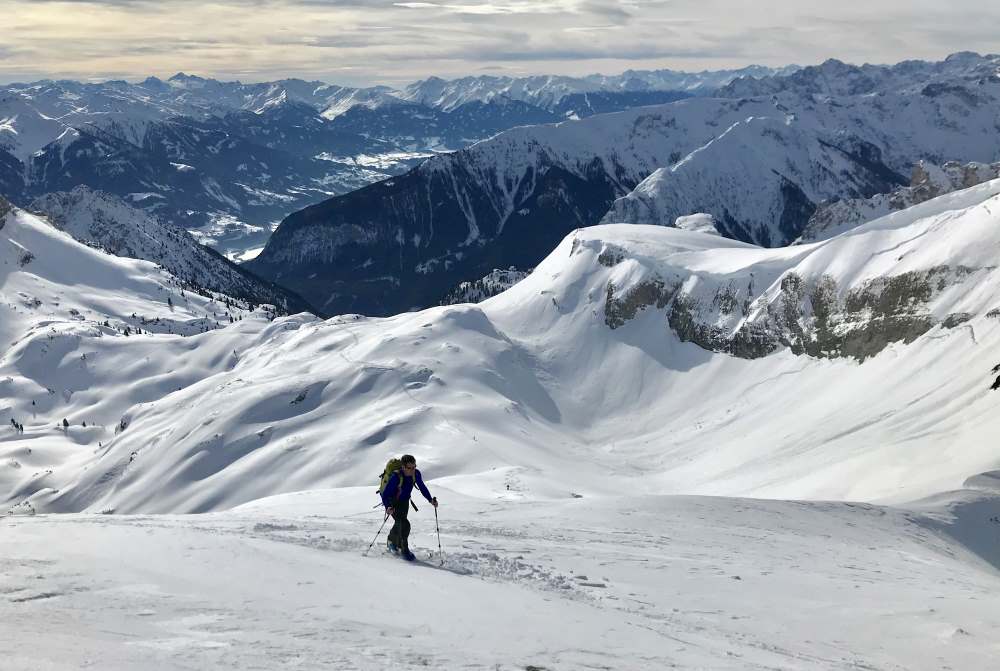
[381,454,437,561]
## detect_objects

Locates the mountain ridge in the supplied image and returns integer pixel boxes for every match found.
[251,52,1000,316]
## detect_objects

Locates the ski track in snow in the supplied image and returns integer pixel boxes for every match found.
[3,490,1000,670]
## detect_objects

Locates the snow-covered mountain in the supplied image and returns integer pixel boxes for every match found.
[28,186,312,313]
[402,65,796,111]
[6,179,1000,515]
[799,160,1000,242]
[2,71,707,258]
[719,51,1000,99]
[0,69,720,167]
[0,195,268,351]
[600,114,905,245]
[599,53,1000,245]
[5,183,1000,668]
[251,52,1000,316]
[0,75,399,160]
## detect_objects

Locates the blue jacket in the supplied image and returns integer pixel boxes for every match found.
[381,468,433,508]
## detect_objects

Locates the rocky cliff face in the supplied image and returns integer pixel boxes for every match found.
[592,179,1000,362]
[639,265,976,361]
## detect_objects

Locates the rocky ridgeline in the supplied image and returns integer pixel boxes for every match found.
[598,240,985,361]
[800,161,1000,242]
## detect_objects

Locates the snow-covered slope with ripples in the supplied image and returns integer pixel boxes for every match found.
[7,179,1000,517]
[5,182,1000,669]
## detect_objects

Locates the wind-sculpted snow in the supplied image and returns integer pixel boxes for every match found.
[5,183,1000,516]
[7,489,1000,669]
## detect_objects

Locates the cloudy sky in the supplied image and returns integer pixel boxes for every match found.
[1,0,997,86]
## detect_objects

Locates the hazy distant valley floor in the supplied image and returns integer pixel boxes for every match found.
[3,488,1000,670]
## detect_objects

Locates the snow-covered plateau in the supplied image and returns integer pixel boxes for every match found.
[3,179,1000,668]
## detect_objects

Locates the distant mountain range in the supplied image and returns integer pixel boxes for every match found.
[0,65,784,259]
[249,53,1000,317]
[401,65,797,111]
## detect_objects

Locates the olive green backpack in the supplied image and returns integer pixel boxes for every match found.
[378,457,403,498]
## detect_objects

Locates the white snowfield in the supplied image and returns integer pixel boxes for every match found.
[3,183,1000,669]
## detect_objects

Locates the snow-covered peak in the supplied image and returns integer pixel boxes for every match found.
[402,65,798,111]
[600,114,906,245]
[318,87,407,120]
[720,51,1000,98]
[166,72,216,87]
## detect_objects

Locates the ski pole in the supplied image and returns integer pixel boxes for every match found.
[363,511,391,557]
[434,505,443,565]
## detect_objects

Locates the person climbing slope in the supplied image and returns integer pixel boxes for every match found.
[380,454,437,561]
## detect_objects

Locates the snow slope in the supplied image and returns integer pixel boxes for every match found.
[0,199,273,506]
[7,181,1000,516]
[4,175,1000,670]
[600,115,902,245]
[3,487,999,670]
[28,186,312,313]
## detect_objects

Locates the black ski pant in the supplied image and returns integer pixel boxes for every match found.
[388,500,411,552]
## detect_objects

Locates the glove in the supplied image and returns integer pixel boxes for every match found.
[386,507,394,517]
[431,497,438,508]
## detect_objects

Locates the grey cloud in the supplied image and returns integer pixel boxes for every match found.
[576,1,633,22]
[1,0,996,85]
